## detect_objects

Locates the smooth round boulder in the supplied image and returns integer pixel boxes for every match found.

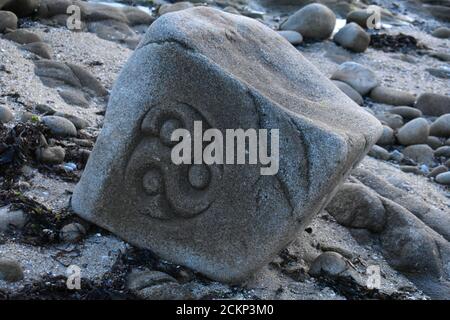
[430,114,450,138]
[3,29,42,44]
[432,27,450,39]
[346,9,372,29]
[326,183,386,233]
[277,30,303,46]
[59,223,86,243]
[41,115,78,137]
[309,252,348,277]
[0,10,17,33]
[0,105,13,123]
[415,93,450,117]
[53,112,90,130]
[390,106,422,120]
[396,118,429,146]
[368,145,391,160]
[428,165,448,178]
[376,125,395,146]
[0,207,27,232]
[0,259,24,282]
[402,144,435,166]
[1,0,39,17]
[376,112,404,129]
[331,62,379,96]
[20,42,52,59]
[427,136,444,150]
[159,2,194,15]
[333,22,370,53]
[435,146,450,158]
[332,80,364,105]
[435,172,450,185]
[280,3,336,41]
[370,87,416,106]
[36,146,66,164]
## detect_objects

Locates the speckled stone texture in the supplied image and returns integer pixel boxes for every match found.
[72,7,381,283]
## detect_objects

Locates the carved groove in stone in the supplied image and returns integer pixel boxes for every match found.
[125,102,222,220]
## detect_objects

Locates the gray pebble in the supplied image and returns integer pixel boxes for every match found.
[59,223,86,243]
[0,105,13,123]
[0,259,24,282]
[42,116,78,137]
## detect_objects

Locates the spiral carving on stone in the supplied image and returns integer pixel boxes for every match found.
[124,102,222,220]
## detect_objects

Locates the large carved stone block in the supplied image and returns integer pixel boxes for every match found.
[72,7,382,283]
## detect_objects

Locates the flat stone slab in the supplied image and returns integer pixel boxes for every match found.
[72,7,381,283]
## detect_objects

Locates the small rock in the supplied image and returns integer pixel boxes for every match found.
[429,52,450,62]
[3,29,41,44]
[58,88,89,108]
[223,6,240,15]
[0,10,18,33]
[36,146,66,164]
[435,146,450,158]
[331,62,379,96]
[435,172,450,185]
[159,2,194,16]
[66,63,108,97]
[396,118,429,146]
[280,3,336,41]
[333,22,370,53]
[277,30,303,46]
[42,115,78,137]
[432,27,450,39]
[0,105,13,123]
[370,87,416,107]
[332,80,364,105]
[20,41,52,59]
[1,0,39,18]
[428,165,448,178]
[390,106,422,120]
[376,112,404,129]
[430,114,450,138]
[35,104,55,115]
[70,138,94,148]
[309,252,348,277]
[390,150,404,162]
[446,159,450,168]
[20,111,36,123]
[0,207,27,232]
[376,125,395,146]
[427,67,450,80]
[368,145,391,160]
[59,223,86,243]
[127,270,191,300]
[400,165,421,174]
[53,112,90,130]
[327,183,386,233]
[415,93,450,117]
[0,259,24,282]
[403,144,435,166]
[346,9,372,29]
[427,136,444,150]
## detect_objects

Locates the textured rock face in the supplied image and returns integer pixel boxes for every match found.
[72,7,381,283]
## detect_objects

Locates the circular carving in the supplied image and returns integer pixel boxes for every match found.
[188,165,211,190]
[142,169,163,195]
[160,119,182,146]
